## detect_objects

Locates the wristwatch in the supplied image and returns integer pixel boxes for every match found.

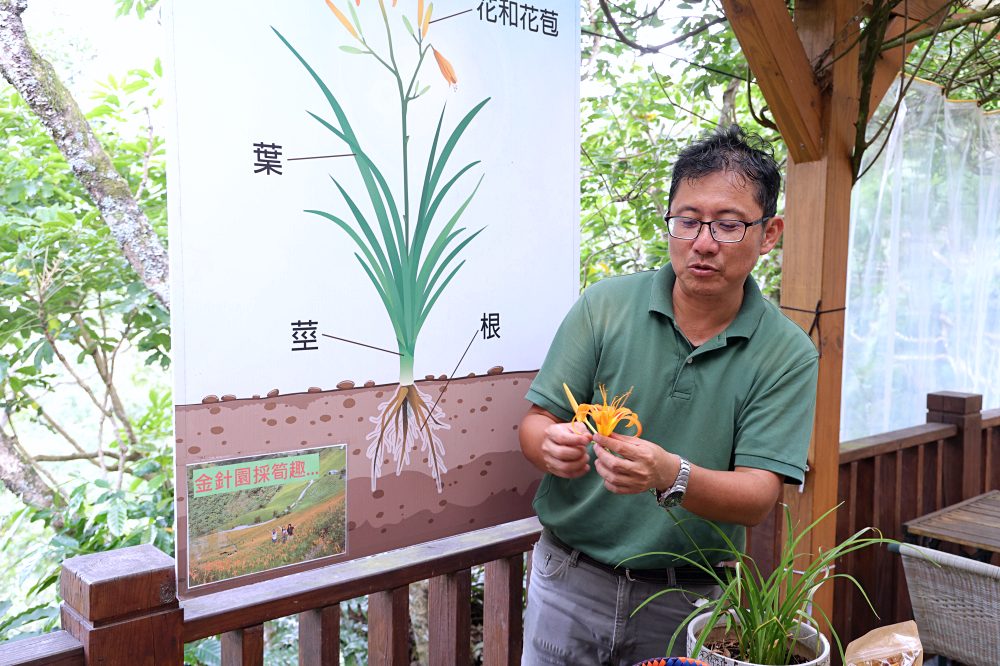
[650,455,691,508]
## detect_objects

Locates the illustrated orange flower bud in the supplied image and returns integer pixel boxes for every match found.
[432,47,458,87]
[422,3,433,37]
[325,0,359,39]
[418,0,424,28]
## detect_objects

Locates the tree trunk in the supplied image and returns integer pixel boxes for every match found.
[0,0,170,310]
[0,424,55,511]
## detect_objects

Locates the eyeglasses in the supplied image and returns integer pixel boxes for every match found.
[664,215,770,243]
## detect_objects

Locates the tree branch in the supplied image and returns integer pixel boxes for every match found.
[0,407,59,510]
[881,5,1000,50]
[72,313,139,452]
[30,266,115,419]
[597,0,728,55]
[20,389,89,457]
[0,0,170,309]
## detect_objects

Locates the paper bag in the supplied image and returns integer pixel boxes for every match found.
[844,620,923,666]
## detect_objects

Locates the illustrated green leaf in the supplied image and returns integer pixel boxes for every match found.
[401,15,416,38]
[339,46,368,55]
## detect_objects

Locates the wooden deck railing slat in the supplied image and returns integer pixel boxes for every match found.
[981,407,1000,427]
[298,606,339,666]
[221,624,263,666]
[839,422,955,463]
[427,569,471,666]
[368,587,408,665]
[483,555,523,666]
[0,630,84,666]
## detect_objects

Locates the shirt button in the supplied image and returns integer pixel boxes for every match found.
[686,358,694,364]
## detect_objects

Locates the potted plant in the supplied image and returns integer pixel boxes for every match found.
[625,504,897,666]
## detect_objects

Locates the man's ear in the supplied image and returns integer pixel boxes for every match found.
[760,215,784,255]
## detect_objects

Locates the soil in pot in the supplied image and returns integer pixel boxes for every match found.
[704,637,811,665]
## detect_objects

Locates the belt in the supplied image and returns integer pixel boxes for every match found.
[544,530,728,586]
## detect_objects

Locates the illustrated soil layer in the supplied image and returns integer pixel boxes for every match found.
[175,370,542,596]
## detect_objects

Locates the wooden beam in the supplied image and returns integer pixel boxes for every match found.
[868,1,950,120]
[722,0,824,162]
[888,0,950,22]
[868,15,917,120]
[860,0,948,22]
[780,0,862,637]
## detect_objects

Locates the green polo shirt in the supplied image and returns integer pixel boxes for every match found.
[526,265,818,568]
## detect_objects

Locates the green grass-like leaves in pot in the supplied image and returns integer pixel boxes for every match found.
[623,503,899,665]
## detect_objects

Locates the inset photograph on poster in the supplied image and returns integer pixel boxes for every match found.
[186,445,347,588]
[168,0,579,596]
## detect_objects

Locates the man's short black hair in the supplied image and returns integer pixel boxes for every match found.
[668,124,781,218]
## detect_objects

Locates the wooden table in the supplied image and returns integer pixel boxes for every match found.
[904,490,1000,560]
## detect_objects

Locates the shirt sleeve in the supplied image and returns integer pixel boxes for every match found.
[733,353,819,484]
[525,291,600,422]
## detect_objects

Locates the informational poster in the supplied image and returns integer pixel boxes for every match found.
[167,0,579,595]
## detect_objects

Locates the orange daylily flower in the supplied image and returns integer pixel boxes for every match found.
[432,47,458,86]
[325,0,359,39]
[563,383,642,438]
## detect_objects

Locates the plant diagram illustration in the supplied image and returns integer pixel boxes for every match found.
[275,0,489,493]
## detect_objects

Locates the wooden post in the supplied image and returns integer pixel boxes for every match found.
[483,555,523,666]
[59,544,183,665]
[427,570,471,666]
[298,606,340,666]
[777,0,861,628]
[368,587,409,665]
[927,391,983,503]
[221,624,264,666]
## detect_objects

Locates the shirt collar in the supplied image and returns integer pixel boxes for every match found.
[648,263,766,341]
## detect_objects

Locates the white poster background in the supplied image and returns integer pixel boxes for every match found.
[168,1,579,404]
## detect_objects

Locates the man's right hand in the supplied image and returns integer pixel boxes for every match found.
[519,406,592,478]
[540,422,592,478]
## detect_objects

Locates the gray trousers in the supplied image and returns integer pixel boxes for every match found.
[522,530,720,666]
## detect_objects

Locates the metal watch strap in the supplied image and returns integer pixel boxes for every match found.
[651,455,690,508]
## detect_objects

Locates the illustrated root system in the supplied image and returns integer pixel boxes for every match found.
[366,383,450,493]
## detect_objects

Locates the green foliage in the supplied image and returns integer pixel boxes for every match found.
[0,460,174,640]
[0,53,171,641]
[626,504,897,663]
[114,0,160,20]
[579,1,786,300]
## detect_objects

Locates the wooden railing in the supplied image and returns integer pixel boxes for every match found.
[833,391,1000,643]
[0,518,541,665]
[2,390,997,665]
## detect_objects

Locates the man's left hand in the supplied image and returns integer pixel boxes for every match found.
[592,433,679,494]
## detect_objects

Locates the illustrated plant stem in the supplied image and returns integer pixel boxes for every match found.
[399,352,414,387]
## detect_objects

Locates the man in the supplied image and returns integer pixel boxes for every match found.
[519,125,819,665]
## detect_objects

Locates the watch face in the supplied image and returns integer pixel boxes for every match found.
[660,491,684,508]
